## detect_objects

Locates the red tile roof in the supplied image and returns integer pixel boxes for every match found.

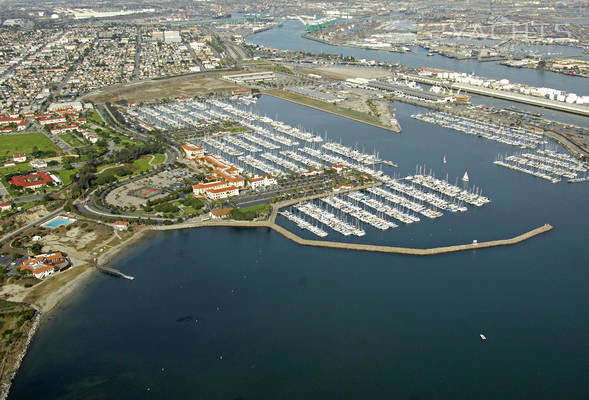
[10,171,55,188]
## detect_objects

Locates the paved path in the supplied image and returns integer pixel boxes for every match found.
[0,181,10,202]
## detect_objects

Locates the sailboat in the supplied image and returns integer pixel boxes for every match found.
[462,171,469,182]
[443,155,447,164]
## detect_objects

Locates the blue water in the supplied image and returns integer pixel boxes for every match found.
[247,20,589,94]
[42,218,74,228]
[10,95,589,399]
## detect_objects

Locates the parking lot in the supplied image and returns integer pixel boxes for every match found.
[105,168,196,208]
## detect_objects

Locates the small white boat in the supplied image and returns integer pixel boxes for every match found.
[462,171,469,182]
[480,333,486,340]
[443,155,447,164]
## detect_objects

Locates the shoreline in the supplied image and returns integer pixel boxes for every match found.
[264,91,402,133]
[1,216,553,399]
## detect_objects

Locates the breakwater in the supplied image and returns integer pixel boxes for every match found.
[152,212,553,256]
[270,223,553,256]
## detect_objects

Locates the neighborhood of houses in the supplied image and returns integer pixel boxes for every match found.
[0,24,226,116]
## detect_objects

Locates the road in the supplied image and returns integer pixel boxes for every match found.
[134,28,142,78]
[184,41,203,70]
[40,37,97,113]
[0,181,10,202]
[0,207,64,246]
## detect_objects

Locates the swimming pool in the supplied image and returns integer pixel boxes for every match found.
[42,216,77,229]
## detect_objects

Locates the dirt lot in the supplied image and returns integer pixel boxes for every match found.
[84,71,244,103]
[0,205,55,236]
[298,65,392,80]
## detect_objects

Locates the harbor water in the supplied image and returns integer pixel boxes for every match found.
[9,95,589,399]
[247,19,588,95]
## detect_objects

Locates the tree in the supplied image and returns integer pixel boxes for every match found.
[31,243,43,254]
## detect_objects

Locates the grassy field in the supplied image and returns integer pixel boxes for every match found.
[114,134,143,148]
[132,155,153,174]
[0,163,34,176]
[229,203,271,220]
[0,133,59,157]
[56,168,79,186]
[131,153,165,174]
[60,133,84,147]
[152,153,165,165]
[86,110,105,126]
[264,90,396,131]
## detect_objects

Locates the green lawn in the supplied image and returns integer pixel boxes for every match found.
[114,134,144,148]
[60,133,84,147]
[56,168,79,186]
[152,153,166,165]
[229,203,271,220]
[132,155,153,174]
[0,133,59,157]
[0,163,34,176]
[86,110,104,126]
[132,153,164,174]
[240,204,270,214]
[97,163,122,173]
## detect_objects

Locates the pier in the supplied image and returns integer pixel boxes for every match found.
[97,266,135,280]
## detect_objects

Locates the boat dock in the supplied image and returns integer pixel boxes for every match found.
[97,266,135,280]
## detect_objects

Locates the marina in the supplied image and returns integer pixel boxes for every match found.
[141,97,501,240]
[405,169,491,207]
[293,202,366,237]
[494,147,589,183]
[279,210,328,237]
[412,112,548,148]
[347,190,420,224]
[320,196,398,230]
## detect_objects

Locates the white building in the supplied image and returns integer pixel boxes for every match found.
[164,31,181,43]
[48,101,84,112]
[249,175,277,190]
[30,159,48,168]
[182,143,205,159]
[114,221,129,231]
[206,186,239,200]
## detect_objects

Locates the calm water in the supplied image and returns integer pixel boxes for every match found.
[247,20,588,94]
[10,95,589,399]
